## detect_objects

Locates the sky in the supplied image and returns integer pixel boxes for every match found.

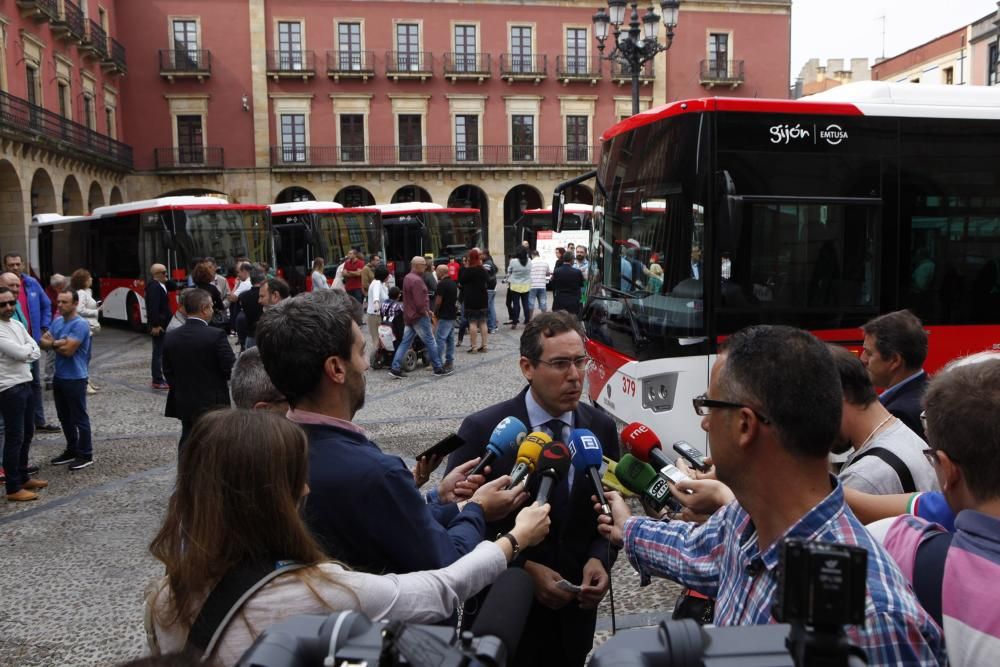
[790,0,999,81]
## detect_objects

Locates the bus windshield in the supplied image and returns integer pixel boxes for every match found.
[425,211,482,261]
[315,210,381,262]
[176,208,270,272]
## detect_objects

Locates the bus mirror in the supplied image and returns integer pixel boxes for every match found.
[552,191,564,229]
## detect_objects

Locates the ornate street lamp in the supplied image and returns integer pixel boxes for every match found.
[594,1,680,116]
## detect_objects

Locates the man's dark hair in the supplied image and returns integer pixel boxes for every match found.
[829,345,878,407]
[388,286,401,300]
[719,326,842,459]
[181,288,211,315]
[374,266,389,282]
[255,290,362,407]
[60,287,80,304]
[520,311,585,363]
[0,287,10,297]
[3,252,22,264]
[249,268,266,285]
[239,262,253,273]
[230,347,285,409]
[924,354,1000,502]
[264,277,290,300]
[861,310,928,370]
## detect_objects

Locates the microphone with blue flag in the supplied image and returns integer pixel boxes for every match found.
[569,428,611,517]
[467,416,528,478]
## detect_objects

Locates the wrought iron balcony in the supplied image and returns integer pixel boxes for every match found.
[81,19,108,60]
[699,59,745,88]
[269,144,597,168]
[16,0,59,22]
[386,51,433,80]
[159,49,212,81]
[50,0,85,43]
[556,55,602,83]
[266,50,316,79]
[0,89,132,171]
[443,53,491,81]
[326,50,375,80]
[101,37,126,75]
[500,54,547,82]
[611,60,654,84]
[154,147,224,170]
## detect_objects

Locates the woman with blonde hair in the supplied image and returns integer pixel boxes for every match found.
[310,257,328,291]
[70,269,100,393]
[144,409,550,665]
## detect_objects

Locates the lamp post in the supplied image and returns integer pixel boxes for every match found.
[593,1,680,116]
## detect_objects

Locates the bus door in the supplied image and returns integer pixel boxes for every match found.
[383,217,424,285]
[273,221,311,295]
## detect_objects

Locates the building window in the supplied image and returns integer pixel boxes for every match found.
[277,21,304,70]
[57,82,69,117]
[280,113,306,162]
[454,24,477,72]
[566,115,588,161]
[339,114,364,162]
[456,114,479,161]
[177,114,203,163]
[511,26,533,73]
[512,114,534,161]
[398,114,422,162]
[105,107,116,139]
[26,65,39,107]
[172,19,200,69]
[83,93,96,131]
[396,23,420,70]
[943,66,954,85]
[566,28,587,74]
[989,44,998,86]
[708,33,729,78]
[338,22,362,70]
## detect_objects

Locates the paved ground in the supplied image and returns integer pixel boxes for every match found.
[0,302,681,666]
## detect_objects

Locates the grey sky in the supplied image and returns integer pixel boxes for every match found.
[791,0,998,80]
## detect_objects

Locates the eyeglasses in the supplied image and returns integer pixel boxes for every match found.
[0,300,15,308]
[922,448,961,467]
[692,394,771,424]
[535,355,591,373]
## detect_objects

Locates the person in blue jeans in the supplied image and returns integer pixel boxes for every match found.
[483,251,499,333]
[433,265,458,373]
[41,289,93,471]
[390,256,450,378]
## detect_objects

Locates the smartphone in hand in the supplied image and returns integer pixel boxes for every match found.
[672,441,710,473]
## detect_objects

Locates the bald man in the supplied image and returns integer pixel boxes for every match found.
[389,256,451,378]
[145,263,172,389]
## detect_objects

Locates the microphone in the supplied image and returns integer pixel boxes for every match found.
[507,431,551,489]
[534,441,572,506]
[615,453,672,512]
[620,421,672,471]
[468,416,527,478]
[568,428,610,516]
[469,568,535,666]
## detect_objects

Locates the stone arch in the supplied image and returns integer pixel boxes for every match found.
[334,185,375,207]
[30,168,57,216]
[87,181,105,212]
[61,175,85,215]
[0,160,24,258]
[502,184,544,258]
[275,186,316,204]
[390,185,432,204]
[109,186,124,205]
[157,187,228,198]
[448,184,490,250]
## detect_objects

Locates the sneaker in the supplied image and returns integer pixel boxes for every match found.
[151,381,170,390]
[50,450,76,466]
[36,423,61,433]
[388,369,407,379]
[26,465,39,476]
[433,367,454,377]
[22,478,48,490]
[488,328,498,334]
[443,361,454,373]
[69,456,94,471]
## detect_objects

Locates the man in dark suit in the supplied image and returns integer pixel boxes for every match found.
[163,288,235,448]
[238,267,266,349]
[145,263,173,390]
[446,311,619,667]
[550,255,584,316]
[861,309,929,440]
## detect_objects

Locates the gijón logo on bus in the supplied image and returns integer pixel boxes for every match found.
[769,123,848,146]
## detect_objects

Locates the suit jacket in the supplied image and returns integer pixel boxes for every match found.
[238,287,263,337]
[880,371,928,441]
[550,264,584,314]
[162,319,235,421]
[144,279,172,330]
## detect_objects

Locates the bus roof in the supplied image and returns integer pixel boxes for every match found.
[269,200,345,214]
[601,81,1000,142]
[92,196,268,218]
[521,203,593,215]
[377,204,480,216]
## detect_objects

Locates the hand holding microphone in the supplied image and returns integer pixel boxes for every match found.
[593,490,631,547]
[503,502,552,558]
[467,474,529,522]
[468,416,527,478]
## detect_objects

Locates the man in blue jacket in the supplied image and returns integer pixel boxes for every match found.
[255,289,526,574]
[4,254,56,432]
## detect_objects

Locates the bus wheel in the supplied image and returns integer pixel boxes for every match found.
[126,293,146,333]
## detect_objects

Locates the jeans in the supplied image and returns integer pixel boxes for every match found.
[348,288,364,303]
[487,290,497,330]
[0,382,33,494]
[30,359,45,426]
[435,319,456,365]
[151,333,165,383]
[510,290,532,324]
[391,316,442,371]
[530,288,547,313]
[53,378,92,458]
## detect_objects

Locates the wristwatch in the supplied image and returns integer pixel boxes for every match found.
[500,532,520,558]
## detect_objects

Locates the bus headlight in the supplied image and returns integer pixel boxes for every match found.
[641,373,678,412]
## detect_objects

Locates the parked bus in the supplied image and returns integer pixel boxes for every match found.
[30,196,271,330]
[578,82,1000,450]
[511,203,594,271]
[375,203,484,284]
[269,201,382,294]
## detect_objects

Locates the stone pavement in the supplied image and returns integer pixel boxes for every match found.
[0,311,681,667]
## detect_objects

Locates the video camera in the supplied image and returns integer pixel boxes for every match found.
[590,539,870,667]
[235,568,532,667]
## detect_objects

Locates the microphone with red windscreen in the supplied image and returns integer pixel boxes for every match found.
[533,441,572,506]
[620,422,672,470]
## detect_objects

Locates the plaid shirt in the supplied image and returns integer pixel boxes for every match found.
[623,478,946,666]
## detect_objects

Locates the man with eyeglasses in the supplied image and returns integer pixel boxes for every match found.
[596,325,945,665]
[445,311,618,667]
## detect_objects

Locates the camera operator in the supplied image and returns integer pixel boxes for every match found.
[596,325,945,665]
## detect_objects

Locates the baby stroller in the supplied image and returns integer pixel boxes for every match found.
[371,300,428,371]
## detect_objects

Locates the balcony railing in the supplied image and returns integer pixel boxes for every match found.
[159,49,212,80]
[500,54,547,81]
[556,55,602,82]
[386,51,433,79]
[326,50,375,79]
[17,0,59,22]
[443,52,491,80]
[154,146,224,170]
[50,0,85,42]
[699,59,745,87]
[102,36,126,75]
[266,50,316,78]
[269,144,596,168]
[0,89,132,171]
[82,19,108,60]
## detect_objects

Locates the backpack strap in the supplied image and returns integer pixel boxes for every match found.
[186,561,307,661]
[912,530,953,628]
[852,447,917,493]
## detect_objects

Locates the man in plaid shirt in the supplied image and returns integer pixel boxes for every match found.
[598,326,945,666]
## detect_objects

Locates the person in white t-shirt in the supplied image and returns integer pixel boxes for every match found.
[311,257,329,291]
[528,250,550,314]
[366,265,389,355]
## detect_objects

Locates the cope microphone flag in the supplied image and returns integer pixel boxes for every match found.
[507,431,550,489]
[468,416,527,477]
[615,454,671,512]
[534,441,572,506]
[568,428,610,516]
[620,422,672,470]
